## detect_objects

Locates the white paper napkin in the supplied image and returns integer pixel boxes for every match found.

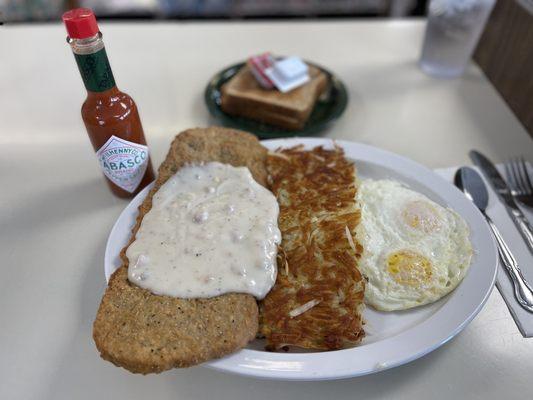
[435,165,533,337]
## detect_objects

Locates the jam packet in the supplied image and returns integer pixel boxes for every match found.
[248,53,310,93]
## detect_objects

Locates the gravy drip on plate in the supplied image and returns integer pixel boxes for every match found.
[126,162,281,299]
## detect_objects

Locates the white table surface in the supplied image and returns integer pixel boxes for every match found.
[1,20,532,400]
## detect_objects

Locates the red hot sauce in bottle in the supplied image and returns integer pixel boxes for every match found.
[63,8,154,198]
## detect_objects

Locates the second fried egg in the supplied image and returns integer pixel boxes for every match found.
[355,179,472,311]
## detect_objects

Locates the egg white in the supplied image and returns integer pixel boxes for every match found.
[355,179,473,311]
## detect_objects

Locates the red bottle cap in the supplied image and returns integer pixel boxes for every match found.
[62,8,99,39]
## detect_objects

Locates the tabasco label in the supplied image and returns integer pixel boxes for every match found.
[96,136,149,193]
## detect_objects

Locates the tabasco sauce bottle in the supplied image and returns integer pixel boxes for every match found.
[62,8,154,198]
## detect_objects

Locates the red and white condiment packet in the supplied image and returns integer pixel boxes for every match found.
[247,53,310,93]
[248,53,276,89]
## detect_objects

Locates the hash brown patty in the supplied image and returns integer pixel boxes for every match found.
[260,145,365,350]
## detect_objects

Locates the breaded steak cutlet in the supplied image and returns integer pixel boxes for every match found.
[93,127,267,374]
[260,145,365,350]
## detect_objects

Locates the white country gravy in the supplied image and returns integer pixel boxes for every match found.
[126,162,281,299]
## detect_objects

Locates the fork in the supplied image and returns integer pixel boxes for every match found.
[504,157,533,209]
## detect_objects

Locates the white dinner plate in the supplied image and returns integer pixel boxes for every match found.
[104,138,498,381]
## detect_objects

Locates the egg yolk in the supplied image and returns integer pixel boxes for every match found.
[387,250,432,286]
[402,200,441,233]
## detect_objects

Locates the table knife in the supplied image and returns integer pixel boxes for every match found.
[470,150,533,254]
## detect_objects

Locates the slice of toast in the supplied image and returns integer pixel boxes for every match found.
[220,65,328,130]
[93,127,268,374]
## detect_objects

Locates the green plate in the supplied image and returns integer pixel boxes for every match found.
[204,61,348,139]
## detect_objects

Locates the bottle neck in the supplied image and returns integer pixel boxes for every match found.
[68,32,116,93]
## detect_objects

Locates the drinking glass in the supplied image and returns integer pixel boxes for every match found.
[419,0,496,78]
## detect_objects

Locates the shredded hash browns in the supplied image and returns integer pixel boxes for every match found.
[260,145,365,350]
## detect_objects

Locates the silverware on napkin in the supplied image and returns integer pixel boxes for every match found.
[470,150,533,254]
[455,166,533,313]
[504,157,533,209]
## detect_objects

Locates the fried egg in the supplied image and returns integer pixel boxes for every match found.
[355,179,472,311]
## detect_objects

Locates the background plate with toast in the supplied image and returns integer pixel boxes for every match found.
[204,62,348,138]
[105,138,498,381]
